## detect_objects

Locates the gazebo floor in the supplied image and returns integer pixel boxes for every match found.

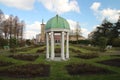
[47,57,68,61]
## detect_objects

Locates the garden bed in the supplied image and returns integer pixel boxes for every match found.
[8,54,39,61]
[110,55,120,57]
[66,63,114,75]
[0,61,13,67]
[70,47,82,53]
[55,48,61,57]
[97,58,120,67]
[36,47,45,54]
[0,64,50,78]
[75,53,98,59]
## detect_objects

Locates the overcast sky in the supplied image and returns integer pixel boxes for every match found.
[0,0,120,39]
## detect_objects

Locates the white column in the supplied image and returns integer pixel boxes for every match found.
[66,32,69,59]
[51,31,54,60]
[46,32,49,59]
[61,31,65,60]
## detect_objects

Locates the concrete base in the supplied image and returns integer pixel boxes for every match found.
[46,57,68,61]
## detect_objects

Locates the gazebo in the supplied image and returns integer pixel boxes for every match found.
[45,15,70,61]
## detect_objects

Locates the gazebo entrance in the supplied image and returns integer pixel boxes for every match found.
[46,31,69,60]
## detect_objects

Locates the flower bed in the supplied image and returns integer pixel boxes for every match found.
[69,48,82,53]
[0,64,50,78]
[0,61,13,67]
[36,48,45,54]
[75,53,98,59]
[97,58,120,67]
[8,54,39,61]
[66,63,114,75]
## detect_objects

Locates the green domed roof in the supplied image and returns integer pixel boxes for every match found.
[45,15,70,30]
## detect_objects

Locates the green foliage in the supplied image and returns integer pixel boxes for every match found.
[9,38,18,53]
[0,37,8,48]
[69,40,91,45]
[79,45,99,51]
[26,39,32,46]
[112,38,120,47]
[9,38,18,48]
[18,40,26,47]
[98,37,108,52]
[78,40,91,45]
[91,18,120,47]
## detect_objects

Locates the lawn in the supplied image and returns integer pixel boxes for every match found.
[0,45,120,80]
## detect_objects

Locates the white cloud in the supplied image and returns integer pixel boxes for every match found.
[101,8,120,22]
[24,21,41,39]
[91,2,120,22]
[5,14,9,19]
[24,31,38,39]
[67,19,77,30]
[92,25,100,29]
[0,0,35,10]
[67,19,89,38]
[90,2,101,11]
[38,0,80,14]
[26,21,41,32]
[81,28,90,38]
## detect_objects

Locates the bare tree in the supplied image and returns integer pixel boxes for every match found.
[2,20,9,39]
[13,16,19,39]
[0,9,5,37]
[20,20,25,41]
[0,10,26,48]
[0,9,4,23]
